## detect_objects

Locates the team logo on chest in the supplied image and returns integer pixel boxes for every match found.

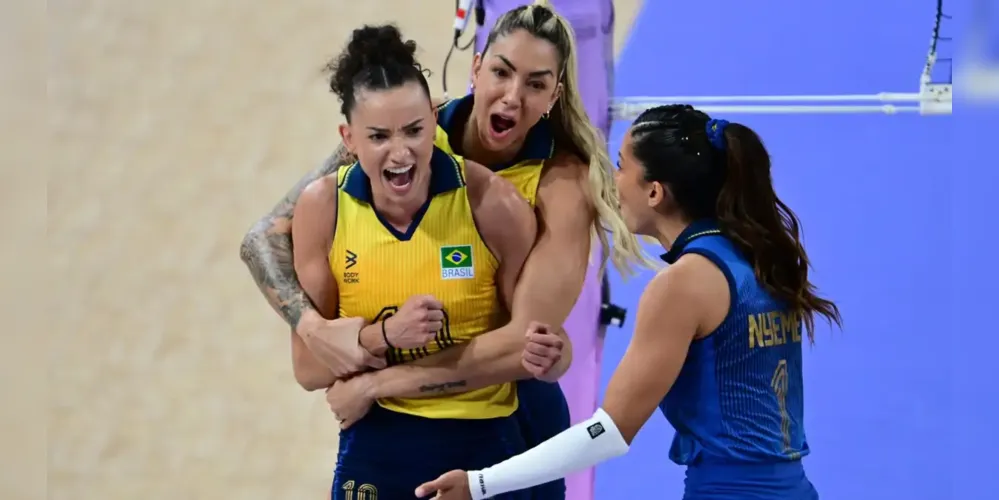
[439,245,474,280]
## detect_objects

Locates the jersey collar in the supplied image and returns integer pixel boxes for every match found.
[659,219,724,264]
[437,94,555,171]
[340,146,464,204]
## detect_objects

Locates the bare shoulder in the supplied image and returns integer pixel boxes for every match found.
[644,254,729,329]
[464,160,534,258]
[293,173,340,232]
[465,160,531,220]
[646,256,711,299]
[299,173,339,207]
[671,253,728,293]
[538,151,591,206]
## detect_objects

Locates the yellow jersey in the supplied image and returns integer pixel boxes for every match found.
[329,146,516,420]
[435,95,553,206]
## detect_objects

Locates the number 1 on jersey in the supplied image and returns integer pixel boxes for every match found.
[770,359,792,454]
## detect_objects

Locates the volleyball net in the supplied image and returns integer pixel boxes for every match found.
[611,1,953,117]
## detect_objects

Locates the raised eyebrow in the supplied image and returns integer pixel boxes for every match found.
[497,55,517,72]
[496,55,554,79]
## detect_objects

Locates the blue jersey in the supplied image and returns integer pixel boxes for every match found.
[659,220,809,466]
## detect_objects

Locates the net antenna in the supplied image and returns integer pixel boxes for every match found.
[612,2,953,117]
[441,0,484,100]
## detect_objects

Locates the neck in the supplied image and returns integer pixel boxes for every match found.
[461,114,523,166]
[652,217,692,253]
[371,187,429,231]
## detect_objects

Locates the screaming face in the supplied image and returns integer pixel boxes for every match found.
[340,81,436,207]
[471,29,562,153]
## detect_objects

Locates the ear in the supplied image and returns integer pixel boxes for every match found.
[339,123,354,155]
[548,82,563,113]
[470,53,483,88]
[647,181,669,209]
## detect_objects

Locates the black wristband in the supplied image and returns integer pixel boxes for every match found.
[381,317,395,349]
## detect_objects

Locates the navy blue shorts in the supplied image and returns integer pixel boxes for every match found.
[514,379,570,500]
[682,461,819,500]
[332,404,531,500]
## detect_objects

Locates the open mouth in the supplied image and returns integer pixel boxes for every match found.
[383,164,415,192]
[489,113,517,137]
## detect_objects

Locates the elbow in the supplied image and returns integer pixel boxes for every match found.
[294,368,333,392]
[554,340,574,377]
[238,223,266,264]
[292,355,335,391]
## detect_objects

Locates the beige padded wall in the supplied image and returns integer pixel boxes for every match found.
[46,1,640,499]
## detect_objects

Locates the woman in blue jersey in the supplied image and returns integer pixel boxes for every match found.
[417,104,843,500]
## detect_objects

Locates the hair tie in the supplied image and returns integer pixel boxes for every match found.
[705,119,729,150]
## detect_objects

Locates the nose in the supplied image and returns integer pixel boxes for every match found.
[389,135,415,160]
[500,82,524,109]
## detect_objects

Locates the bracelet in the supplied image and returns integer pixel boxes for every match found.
[381,317,395,349]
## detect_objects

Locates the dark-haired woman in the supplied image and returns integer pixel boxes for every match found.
[418,105,842,500]
[287,25,540,500]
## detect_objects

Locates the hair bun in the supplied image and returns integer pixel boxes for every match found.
[346,25,417,69]
[329,24,419,102]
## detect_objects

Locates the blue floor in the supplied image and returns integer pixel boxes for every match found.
[596,1,993,498]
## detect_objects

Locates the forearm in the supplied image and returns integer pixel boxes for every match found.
[238,145,351,328]
[241,222,319,328]
[465,408,629,500]
[292,329,338,391]
[366,323,528,399]
[358,322,390,357]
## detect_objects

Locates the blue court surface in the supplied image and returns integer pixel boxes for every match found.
[596,1,994,499]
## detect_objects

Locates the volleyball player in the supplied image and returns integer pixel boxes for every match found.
[416,104,843,500]
[323,3,652,497]
[288,24,543,499]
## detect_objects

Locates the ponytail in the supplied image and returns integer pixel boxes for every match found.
[716,124,842,341]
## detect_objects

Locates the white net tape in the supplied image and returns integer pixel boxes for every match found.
[610,2,952,117]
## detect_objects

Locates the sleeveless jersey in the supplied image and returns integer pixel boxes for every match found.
[329,146,515,420]
[658,220,810,465]
[434,94,553,205]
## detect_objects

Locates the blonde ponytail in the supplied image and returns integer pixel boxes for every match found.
[493,2,657,276]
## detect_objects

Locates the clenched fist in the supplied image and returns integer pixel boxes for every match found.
[383,295,444,349]
[522,321,565,380]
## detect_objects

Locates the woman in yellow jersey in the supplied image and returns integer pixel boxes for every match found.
[288,25,539,500]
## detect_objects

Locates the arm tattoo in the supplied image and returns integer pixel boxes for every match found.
[239,143,354,328]
[418,380,469,395]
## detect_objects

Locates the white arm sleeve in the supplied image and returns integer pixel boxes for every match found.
[467,408,630,500]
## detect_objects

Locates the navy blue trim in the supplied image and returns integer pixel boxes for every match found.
[659,219,724,264]
[437,94,555,172]
[340,147,464,241]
